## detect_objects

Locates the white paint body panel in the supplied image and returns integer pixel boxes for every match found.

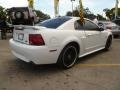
[9,17,112,64]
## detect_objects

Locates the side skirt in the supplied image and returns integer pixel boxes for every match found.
[79,47,105,58]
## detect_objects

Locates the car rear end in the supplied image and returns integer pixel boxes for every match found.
[8,7,37,25]
[9,25,58,64]
[108,23,120,37]
[111,26,120,37]
[9,16,74,65]
[103,22,120,37]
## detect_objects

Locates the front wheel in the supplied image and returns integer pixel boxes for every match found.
[57,45,78,69]
[104,36,112,51]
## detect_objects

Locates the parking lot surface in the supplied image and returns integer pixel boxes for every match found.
[0,36,120,90]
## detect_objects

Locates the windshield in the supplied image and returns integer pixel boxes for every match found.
[36,17,71,29]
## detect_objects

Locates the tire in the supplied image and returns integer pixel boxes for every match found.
[104,36,112,51]
[57,45,78,69]
[15,11,24,19]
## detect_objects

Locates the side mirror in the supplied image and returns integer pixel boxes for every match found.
[99,27,104,31]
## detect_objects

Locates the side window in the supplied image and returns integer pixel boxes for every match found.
[84,20,99,30]
[74,20,84,30]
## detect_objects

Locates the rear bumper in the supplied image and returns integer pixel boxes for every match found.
[111,30,120,35]
[9,39,59,64]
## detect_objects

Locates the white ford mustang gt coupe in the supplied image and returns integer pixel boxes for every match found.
[9,16,112,68]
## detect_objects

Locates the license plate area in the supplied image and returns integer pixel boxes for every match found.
[18,33,24,40]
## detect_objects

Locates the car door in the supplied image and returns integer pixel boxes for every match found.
[83,20,104,52]
[74,20,87,55]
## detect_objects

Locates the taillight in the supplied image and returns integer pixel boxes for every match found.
[106,27,112,29]
[29,34,45,46]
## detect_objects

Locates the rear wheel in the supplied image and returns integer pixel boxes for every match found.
[104,36,112,50]
[57,45,78,69]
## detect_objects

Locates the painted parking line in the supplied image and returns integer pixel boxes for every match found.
[76,64,120,67]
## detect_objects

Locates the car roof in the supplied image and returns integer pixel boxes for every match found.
[56,16,95,23]
[37,16,95,30]
[8,7,34,12]
[55,16,94,30]
[99,21,111,23]
[53,16,89,20]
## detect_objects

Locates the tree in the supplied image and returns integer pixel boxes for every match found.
[0,5,50,22]
[0,6,7,20]
[66,7,96,20]
[97,14,106,20]
[66,11,72,16]
[35,10,50,21]
[103,8,120,20]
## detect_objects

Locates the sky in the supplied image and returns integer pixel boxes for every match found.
[0,0,120,17]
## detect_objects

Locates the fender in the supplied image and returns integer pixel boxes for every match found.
[58,35,84,57]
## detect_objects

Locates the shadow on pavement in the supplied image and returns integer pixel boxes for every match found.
[10,58,65,75]
[76,49,107,64]
[7,39,116,75]
[10,49,109,72]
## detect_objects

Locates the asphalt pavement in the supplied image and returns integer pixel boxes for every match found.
[0,34,120,90]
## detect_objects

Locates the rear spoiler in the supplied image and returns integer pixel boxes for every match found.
[14,25,46,30]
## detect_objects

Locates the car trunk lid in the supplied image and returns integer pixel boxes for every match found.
[13,25,46,44]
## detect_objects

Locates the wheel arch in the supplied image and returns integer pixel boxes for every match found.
[106,34,113,42]
[59,38,81,58]
[107,32,113,38]
[56,36,82,64]
[64,41,80,54]
[104,32,113,44]
[57,41,80,68]
[61,35,83,55]
[109,35,112,38]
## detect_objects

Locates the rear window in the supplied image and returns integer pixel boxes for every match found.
[36,17,71,29]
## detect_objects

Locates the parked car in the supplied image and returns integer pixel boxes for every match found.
[8,7,39,25]
[9,16,112,69]
[113,18,120,26]
[98,21,120,38]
